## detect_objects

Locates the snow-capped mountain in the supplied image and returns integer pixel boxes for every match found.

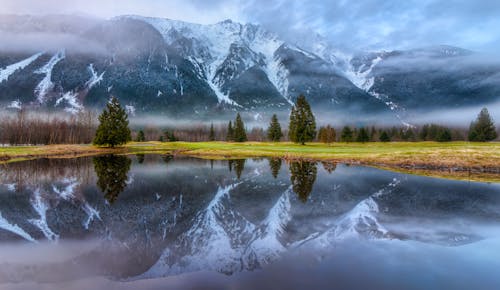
[0,14,499,122]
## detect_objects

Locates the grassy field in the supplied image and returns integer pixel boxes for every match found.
[1,141,499,182]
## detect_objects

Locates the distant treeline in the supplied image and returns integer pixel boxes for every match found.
[0,110,97,145]
[130,123,475,143]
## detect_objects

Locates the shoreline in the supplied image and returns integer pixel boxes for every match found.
[1,142,499,183]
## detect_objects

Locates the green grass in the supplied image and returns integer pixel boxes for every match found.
[1,141,499,182]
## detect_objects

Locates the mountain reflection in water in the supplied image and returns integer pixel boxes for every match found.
[0,155,499,289]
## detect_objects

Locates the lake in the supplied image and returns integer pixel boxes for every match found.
[0,155,499,290]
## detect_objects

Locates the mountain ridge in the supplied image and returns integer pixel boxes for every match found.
[0,14,499,124]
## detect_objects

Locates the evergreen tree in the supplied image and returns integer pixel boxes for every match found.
[163,130,177,142]
[469,108,497,142]
[436,127,452,142]
[340,126,353,142]
[209,123,216,141]
[93,155,131,204]
[379,131,391,142]
[136,130,145,142]
[233,113,247,142]
[267,114,283,142]
[356,127,370,143]
[268,158,282,178]
[289,161,317,203]
[93,96,131,147]
[288,95,316,145]
[226,121,234,141]
[158,135,164,142]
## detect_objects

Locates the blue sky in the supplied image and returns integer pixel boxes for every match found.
[2,0,500,52]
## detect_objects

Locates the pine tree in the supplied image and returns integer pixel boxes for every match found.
[209,123,216,141]
[93,96,131,147]
[356,127,370,143]
[233,113,247,142]
[268,158,282,178]
[226,121,234,141]
[289,161,317,203]
[469,108,497,142]
[267,114,283,142]
[93,155,131,204]
[379,131,391,142]
[436,127,452,142]
[288,95,316,145]
[136,130,145,142]
[340,126,353,142]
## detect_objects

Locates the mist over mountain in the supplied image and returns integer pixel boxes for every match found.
[0,14,499,125]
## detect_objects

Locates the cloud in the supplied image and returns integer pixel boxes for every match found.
[1,0,499,52]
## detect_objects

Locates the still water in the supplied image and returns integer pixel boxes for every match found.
[0,155,499,290]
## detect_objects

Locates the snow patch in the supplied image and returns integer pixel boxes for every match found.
[55,91,83,114]
[0,52,42,84]
[52,177,79,201]
[0,211,36,242]
[7,100,22,110]
[85,64,105,90]
[28,189,59,241]
[34,50,65,104]
[125,105,136,117]
[82,203,101,230]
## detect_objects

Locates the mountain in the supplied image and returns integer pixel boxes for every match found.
[0,14,499,123]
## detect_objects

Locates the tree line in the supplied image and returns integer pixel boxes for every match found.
[1,95,497,146]
[0,109,97,145]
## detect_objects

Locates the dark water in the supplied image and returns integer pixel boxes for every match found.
[0,155,499,290]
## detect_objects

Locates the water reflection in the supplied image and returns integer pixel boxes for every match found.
[289,161,317,203]
[93,155,131,204]
[268,158,282,179]
[0,155,499,289]
[136,154,145,164]
[228,159,246,179]
[322,161,337,174]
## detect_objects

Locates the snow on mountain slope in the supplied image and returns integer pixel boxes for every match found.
[0,211,37,242]
[0,52,42,84]
[123,16,292,106]
[34,50,65,104]
[28,189,59,242]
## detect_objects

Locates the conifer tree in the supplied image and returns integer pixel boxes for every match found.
[268,158,282,178]
[436,127,452,142]
[356,127,370,143]
[289,161,317,203]
[267,114,283,142]
[469,108,497,142]
[93,155,131,204]
[379,131,391,142]
[93,96,131,147]
[233,113,247,142]
[340,126,353,142]
[136,130,145,142]
[288,95,316,145]
[209,123,216,141]
[226,121,234,141]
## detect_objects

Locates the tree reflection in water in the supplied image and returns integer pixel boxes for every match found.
[136,154,145,164]
[289,160,317,203]
[228,159,246,179]
[322,161,337,174]
[268,158,282,179]
[93,155,132,204]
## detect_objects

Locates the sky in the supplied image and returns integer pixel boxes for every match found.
[1,0,500,52]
